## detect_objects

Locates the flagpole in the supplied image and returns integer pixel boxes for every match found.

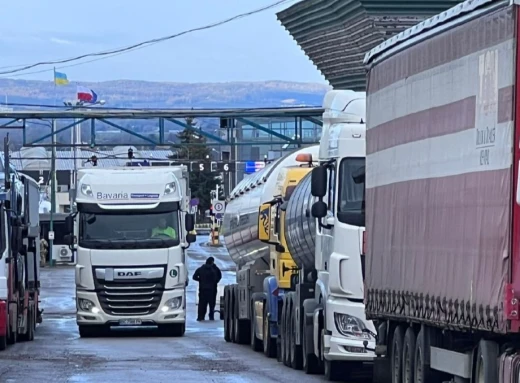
[50,68,57,267]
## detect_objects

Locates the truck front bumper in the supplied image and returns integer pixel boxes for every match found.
[76,289,186,326]
[324,296,376,362]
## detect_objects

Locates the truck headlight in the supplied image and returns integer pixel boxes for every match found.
[81,184,93,197]
[334,313,370,340]
[78,298,99,313]
[164,182,176,195]
[161,297,182,312]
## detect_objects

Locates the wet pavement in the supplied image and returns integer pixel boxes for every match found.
[0,238,329,383]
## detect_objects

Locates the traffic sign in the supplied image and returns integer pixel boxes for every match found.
[48,231,55,240]
[213,201,225,214]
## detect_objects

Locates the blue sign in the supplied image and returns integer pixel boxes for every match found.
[190,198,200,206]
[245,161,266,174]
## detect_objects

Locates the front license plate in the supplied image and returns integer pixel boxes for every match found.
[118,318,142,326]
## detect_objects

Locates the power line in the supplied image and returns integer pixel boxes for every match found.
[0,0,294,77]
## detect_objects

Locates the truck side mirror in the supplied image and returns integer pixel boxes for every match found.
[65,215,74,234]
[311,166,327,197]
[311,201,328,219]
[186,233,196,244]
[185,213,195,232]
[63,234,74,246]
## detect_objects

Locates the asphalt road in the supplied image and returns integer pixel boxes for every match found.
[0,238,335,383]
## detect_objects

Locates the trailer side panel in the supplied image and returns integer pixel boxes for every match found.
[365,5,515,333]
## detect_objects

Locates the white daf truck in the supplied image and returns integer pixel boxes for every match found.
[64,165,195,337]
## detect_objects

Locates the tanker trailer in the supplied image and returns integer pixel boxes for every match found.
[221,146,319,347]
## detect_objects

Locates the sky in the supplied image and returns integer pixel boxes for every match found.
[0,0,326,84]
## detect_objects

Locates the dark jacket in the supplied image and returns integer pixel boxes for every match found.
[193,264,222,290]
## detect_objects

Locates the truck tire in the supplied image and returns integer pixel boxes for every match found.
[7,308,16,345]
[233,287,249,344]
[391,325,405,383]
[78,325,106,338]
[289,296,303,370]
[414,328,442,383]
[18,306,34,342]
[223,287,231,342]
[302,324,321,374]
[475,339,499,383]
[263,305,276,358]
[324,359,342,381]
[159,323,185,337]
[283,296,292,367]
[402,327,416,383]
[250,303,262,352]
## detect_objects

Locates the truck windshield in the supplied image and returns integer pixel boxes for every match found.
[78,210,181,249]
[337,157,365,227]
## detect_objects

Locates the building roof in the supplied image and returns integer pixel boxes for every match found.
[277,0,463,91]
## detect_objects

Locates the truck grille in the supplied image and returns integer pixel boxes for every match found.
[93,268,166,316]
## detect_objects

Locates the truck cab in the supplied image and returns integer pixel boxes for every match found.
[65,166,195,337]
[309,90,376,378]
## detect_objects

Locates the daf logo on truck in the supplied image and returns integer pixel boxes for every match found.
[117,271,142,278]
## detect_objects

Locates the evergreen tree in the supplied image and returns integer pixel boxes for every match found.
[169,117,220,218]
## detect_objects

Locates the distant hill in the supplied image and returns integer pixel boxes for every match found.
[0,79,330,108]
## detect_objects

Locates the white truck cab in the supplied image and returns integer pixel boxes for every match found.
[65,166,195,337]
[310,90,376,378]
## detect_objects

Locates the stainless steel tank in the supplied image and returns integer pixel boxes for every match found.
[284,171,316,270]
[222,146,319,269]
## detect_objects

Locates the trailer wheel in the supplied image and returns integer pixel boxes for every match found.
[19,306,34,342]
[391,325,405,383]
[229,286,236,343]
[475,339,499,383]
[250,303,262,352]
[263,304,276,358]
[289,297,303,370]
[223,287,231,342]
[402,327,416,383]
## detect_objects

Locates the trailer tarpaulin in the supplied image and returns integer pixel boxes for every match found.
[365,5,515,332]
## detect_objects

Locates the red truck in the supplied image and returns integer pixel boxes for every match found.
[363,1,520,382]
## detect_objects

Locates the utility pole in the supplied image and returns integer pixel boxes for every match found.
[49,119,56,267]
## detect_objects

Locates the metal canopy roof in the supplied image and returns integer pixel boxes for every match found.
[277,0,463,91]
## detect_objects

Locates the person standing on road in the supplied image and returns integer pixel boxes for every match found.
[193,257,222,321]
[40,237,48,267]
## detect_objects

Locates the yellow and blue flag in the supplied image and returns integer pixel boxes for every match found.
[54,71,69,86]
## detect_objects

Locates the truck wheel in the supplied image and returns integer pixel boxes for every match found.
[290,302,303,370]
[223,287,231,342]
[250,304,262,352]
[414,328,441,383]
[402,327,416,383]
[78,325,106,338]
[263,305,276,358]
[19,306,34,342]
[6,310,16,345]
[475,339,499,383]
[283,297,292,367]
[391,325,405,383]
[159,323,185,337]
[302,324,321,374]
[279,296,286,363]
[324,360,342,381]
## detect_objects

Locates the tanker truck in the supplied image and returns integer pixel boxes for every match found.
[221,145,319,347]
[361,1,520,382]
